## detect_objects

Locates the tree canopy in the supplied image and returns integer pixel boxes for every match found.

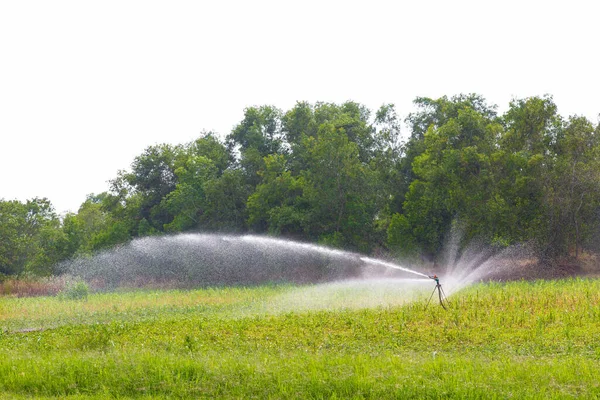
[2,95,599,277]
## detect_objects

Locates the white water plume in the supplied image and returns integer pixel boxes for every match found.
[239,235,354,260]
[62,233,432,290]
[60,232,535,311]
[359,257,430,278]
[238,235,429,279]
[265,278,432,314]
[431,231,539,296]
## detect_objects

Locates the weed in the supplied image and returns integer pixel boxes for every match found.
[60,279,89,301]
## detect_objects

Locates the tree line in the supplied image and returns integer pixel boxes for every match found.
[2,94,599,278]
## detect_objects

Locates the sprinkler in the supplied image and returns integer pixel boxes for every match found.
[425,274,449,310]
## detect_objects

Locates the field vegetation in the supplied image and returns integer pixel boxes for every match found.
[3,95,600,281]
[1,278,599,399]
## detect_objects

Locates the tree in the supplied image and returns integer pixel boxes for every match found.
[300,123,379,251]
[314,101,375,163]
[202,169,252,231]
[391,94,498,218]
[282,101,318,146]
[162,134,246,233]
[0,198,66,276]
[4,96,599,278]
[62,193,134,254]
[0,200,29,276]
[62,195,108,255]
[372,104,405,228]
[227,106,285,187]
[543,116,600,257]
[124,144,183,231]
[246,154,307,235]
[189,132,232,174]
[389,96,500,257]
[498,96,563,253]
[228,106,285,156]
[163,155,218,232]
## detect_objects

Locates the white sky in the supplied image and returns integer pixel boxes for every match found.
[1,0,598,214]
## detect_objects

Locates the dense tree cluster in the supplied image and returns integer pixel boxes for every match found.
[2,95,599,277]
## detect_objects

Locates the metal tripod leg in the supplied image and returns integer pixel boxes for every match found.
[425,284,449,310]
[437,284,447,310]
[439,285,450,306]
[425,285,438,310]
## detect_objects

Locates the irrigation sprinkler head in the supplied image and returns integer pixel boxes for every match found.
[425,274,449,310]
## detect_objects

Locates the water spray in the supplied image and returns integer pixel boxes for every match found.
[425,274,450,310]
[359,257,430,278]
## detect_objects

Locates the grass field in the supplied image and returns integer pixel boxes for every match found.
[1,278,599,399]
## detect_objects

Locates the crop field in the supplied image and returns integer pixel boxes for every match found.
[1,278,600,399]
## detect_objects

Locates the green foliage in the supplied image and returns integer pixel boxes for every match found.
[136,218,158,236]
[247,154,306,234]
[1,279,600,398]
[384,94,600,261]
[301,124,380,251]
[539,115,600,257]
[189,131,232,174]
[59,279,89,300]
[317,231,345,248]
[163,155,217,232]
[282,101,318,145]
[62,195,113,255]
[228,105,285,156]
[3,96,600,277]
[399,103,500,255]
[88,221,131,251]
[123,143,183,230]
[201,169,251,231]
[387,213,419,256]
[0,198,67,276]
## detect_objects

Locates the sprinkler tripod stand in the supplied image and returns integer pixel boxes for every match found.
[425,275,449,310]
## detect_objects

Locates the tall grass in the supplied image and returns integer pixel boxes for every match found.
[0,276,65,297]
[1,278,599,398]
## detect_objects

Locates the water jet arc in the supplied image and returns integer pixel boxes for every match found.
[63,233,432,289]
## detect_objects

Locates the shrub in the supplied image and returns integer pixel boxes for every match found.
[60,279,90,300]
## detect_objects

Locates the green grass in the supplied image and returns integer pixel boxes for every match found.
[1,278,600,399]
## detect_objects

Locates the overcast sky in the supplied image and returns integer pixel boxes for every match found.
[1,0,598,214]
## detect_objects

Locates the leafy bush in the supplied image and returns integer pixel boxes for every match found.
[60,279,89,300]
